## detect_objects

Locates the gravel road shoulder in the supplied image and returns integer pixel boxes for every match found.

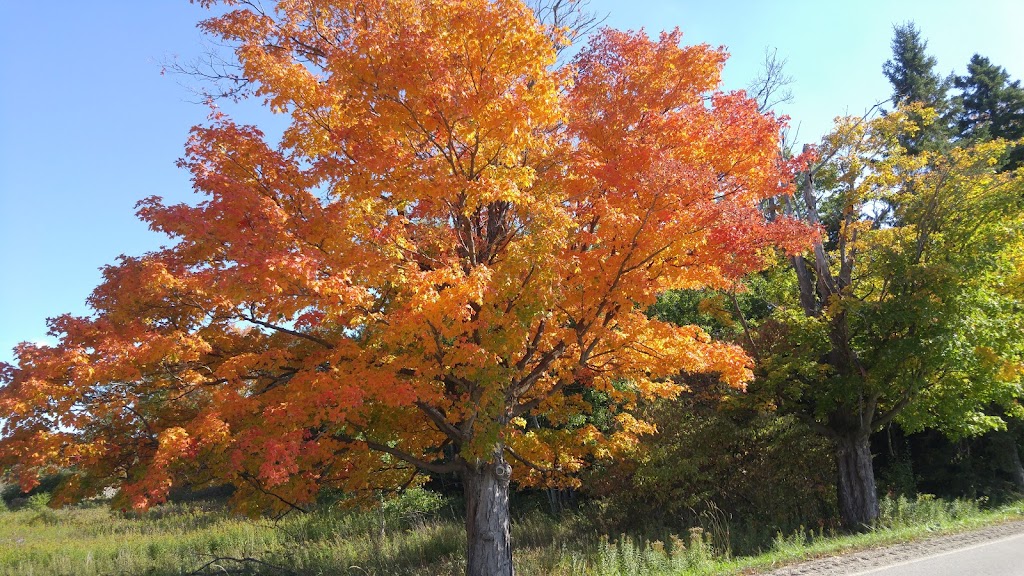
[754,519,1024,576]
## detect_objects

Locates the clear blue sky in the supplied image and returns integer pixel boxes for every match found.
[2,1,1023,364]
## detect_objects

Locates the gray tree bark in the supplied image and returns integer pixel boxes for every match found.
[463,451,514,576]
[836,433,880,529]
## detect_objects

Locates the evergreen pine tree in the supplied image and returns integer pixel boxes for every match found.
[882,23,952,153]
[955,54,1024,169]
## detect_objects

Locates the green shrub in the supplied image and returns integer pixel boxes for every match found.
[589,403,837,555]
[26,492,60,525]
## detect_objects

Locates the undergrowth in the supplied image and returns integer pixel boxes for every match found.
[0,490,1020,575]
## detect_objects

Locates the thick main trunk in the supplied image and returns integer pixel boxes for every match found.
[835,433,879,529]
[463,452,513,576]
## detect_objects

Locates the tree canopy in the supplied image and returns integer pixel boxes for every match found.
[756,105,1024,526]
[0,1,811,573]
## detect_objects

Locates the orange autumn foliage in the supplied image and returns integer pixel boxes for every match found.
[0,0,811,513]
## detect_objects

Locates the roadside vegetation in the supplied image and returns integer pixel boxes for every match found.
[1,487,1022,576]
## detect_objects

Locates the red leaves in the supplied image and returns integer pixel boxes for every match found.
[0,0,815,512]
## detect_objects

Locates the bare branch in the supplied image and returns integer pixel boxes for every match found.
[188,553,298,576]
[747,47,794,113]
[512,376,570,418]
[526,0,607,60]
[161,41,254,103]
[509,341,567,399]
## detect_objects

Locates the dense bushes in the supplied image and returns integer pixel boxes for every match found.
[585,397,837,554]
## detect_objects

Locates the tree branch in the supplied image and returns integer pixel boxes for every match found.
[512,376,570,418]
[238,472,309,514]
[747,46,794,113]
[510,341,566,399]
[730,289,761,364]
[334,433,461,475]
[414,401,465,444]
[872,386,917,430]
[240,314,334,349]
[504,445,554,474]
[188,554,298,576]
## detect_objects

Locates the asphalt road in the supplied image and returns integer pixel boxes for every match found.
[845,532,1024,576]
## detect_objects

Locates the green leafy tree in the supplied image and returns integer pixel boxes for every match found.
[768,108,1024,528]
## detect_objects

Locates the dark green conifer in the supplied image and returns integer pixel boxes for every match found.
[882,23,952,153]
[955,54,1024,169]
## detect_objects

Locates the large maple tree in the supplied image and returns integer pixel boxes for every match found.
[0,1,810,573]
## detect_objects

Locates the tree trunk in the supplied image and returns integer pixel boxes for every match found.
[546,487,576,515]
[1009,440,1024,493]
[463,451,514,576]
[992,429,1024,492]
[835,432,879,529]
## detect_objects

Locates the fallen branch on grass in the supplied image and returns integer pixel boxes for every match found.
[188,554,297,575]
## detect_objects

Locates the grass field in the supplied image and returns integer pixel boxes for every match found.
[1,490,1022,575]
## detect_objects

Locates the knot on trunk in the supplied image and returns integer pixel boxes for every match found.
[495,460,511,481]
